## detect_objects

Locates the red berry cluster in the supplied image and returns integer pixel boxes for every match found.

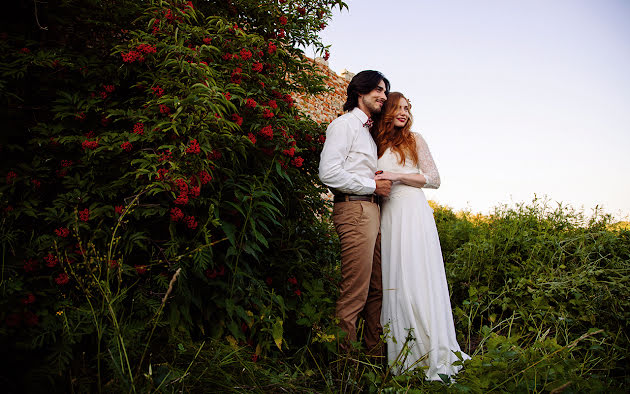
[82,140,99,150]
[55,227,70,237]
[246,98,257,108]
[231,113,243,126]
[252,62,263,72]
[121,141,133,151]
[186,139,201,155]
[79,208,90,222]
[133,122,145,135]
[259,125,273,140]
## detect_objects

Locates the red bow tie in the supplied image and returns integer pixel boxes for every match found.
[363,118,373,128]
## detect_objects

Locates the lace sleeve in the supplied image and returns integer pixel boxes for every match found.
[414,132,440,189]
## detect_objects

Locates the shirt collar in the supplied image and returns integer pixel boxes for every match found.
[350,107,370,125]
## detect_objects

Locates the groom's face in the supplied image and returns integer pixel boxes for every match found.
[359,80,387,116]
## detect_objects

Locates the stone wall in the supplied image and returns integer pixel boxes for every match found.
[293,57,354,125]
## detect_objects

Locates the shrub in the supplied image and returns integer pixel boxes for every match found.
[0,0,345,390]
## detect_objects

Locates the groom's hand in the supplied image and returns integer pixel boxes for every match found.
[374,179,392,197]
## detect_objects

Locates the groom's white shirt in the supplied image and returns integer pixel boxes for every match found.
[318,107,377,195]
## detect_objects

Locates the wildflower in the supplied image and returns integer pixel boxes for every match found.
[292,156,304,168]
[55,273,70,285]
[246,98,257,108]
[252,62,263,72]
[184,215,198,229]
[170,207,185,221]
[121,141,133,151]
[231,113,243,126]
[247,133,256,144]
[186,139,201,154]
[55,227,70,237]
[115,205,124,214]
[78,208,90,222]
[133,122,145,135]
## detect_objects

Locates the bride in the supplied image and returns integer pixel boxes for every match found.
[371,92,469,380]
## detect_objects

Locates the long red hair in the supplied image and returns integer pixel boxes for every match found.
[372,92,418,166]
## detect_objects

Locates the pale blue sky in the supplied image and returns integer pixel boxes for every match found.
[309,0,630,219]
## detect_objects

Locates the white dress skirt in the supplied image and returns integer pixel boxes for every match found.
[378,136,469,380]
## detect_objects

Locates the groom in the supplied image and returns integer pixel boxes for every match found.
[319,70,391,354]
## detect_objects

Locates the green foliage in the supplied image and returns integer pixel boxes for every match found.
[1,0,343,391]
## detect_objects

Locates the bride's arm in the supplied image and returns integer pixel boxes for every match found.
[373,133,440,189]
[415,132,440,189]
[374,171,427,188]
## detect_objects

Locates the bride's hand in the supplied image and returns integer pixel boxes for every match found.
[375,171,400,182]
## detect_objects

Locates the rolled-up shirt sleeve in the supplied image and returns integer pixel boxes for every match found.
[319,118,376,195]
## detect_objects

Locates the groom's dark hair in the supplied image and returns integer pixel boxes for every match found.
[343,70,390,112]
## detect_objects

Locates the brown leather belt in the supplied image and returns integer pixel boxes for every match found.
[333,194,378,203]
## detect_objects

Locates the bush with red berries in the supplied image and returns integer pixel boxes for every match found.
[0,0,344,390]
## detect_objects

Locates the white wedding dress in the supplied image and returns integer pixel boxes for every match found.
[378,132,469,380]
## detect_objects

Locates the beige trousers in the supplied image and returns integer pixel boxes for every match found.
[332,200,383,354]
